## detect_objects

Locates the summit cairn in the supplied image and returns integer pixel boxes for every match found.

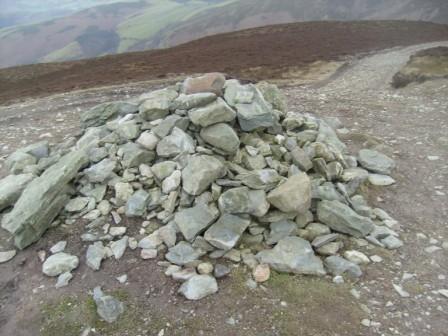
[0,73,400,300]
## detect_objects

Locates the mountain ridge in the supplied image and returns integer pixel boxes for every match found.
[1,0,447,68]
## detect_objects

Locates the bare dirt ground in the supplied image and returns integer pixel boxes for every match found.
[0,41,448,336]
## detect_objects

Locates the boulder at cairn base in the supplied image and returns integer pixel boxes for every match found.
[182,155,226,196]
[358,149,395,175]
[256,237,326,276]
[182,73,226,96]
[204,214,251,250]
[1,150,88,249]
[267,173,311,214]
[317,200,374,238]
[0,174,34,211]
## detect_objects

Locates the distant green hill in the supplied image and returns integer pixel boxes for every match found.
[0,0,447,68]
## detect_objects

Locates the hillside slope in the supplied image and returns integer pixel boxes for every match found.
[1,0,448,68]
[1,21,448,104]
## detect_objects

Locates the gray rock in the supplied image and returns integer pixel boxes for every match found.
[50,241,67,254]
[153,115,189,138]
[189,98,236,127]
[5,151,37,174]
[235,85,276,131]
[178,275,218,300]
[116,120,140,140]
[151,161,177,181]
[110,236,128,259]
[368,174,396,186]
[316,120,347,153]
[165,242,202,266]
[156,127,196,158]
[182,155,226,196]
[381,235,403,249]
[218,187,270,217]
[115,182,134,206]
[235,169,282,191]
[267,173,311,214]
[162,170,181,194]
[88,147,108,163]
[290,147,313,171]
[2,151,88,249]
[0,250,16,263]
[324,256,362,278]
[20,141,50,159]
[358,149,395,175]
[172,92,217,110]
[174,203,219,241]
[0,173,34,211]
[256,237,326,276]
[64,197,89,212]
[256,81,287,113]
[224,80,255,106]
[84,158,116,183]
[311,233,339,248]
[42,252,79,276]
[125,189,149,217]
[55,272,73,288]
[266,220,296,245]
[139,88,178,121]
[121,142,155,168]
[136,131,160,151]
[312,183,346,203]
[86,242,106,271]
[204,214,251,250]
[317,200,374,238]
[200,123,240,154]
[214,264,231,278]
[93,286,125,323]
[81,101,137,128]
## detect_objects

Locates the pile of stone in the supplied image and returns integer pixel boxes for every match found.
[0,73,402,301]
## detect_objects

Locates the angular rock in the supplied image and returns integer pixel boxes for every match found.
[42,252,79,276]
[115,182,134,207]
[2,151,88,249]
[153,115,189,138]
[368,174,396,186]
[0,173,34,211]
[86,242,106,271]
[116,120,140,140]
[324,255,362,278]
[136,131,160,151]
[165,242,202,266]
[55,272,73,288]
[182,155,226,196]
[317,200,374,238]
[172,92,217,110]
[84,158,116,183]
[93,287,125,323]
[162,170,181,194]
[81,101,137,128]
[256,237,326,275]
[121,142,155,168]
[204,214,251,250]
[235,169,282,191]
[256,81,287,113]
[64,197,89,213]
[358,149,395,175]
[110,236,128,259]
[174,203,219,241]
[200,123,240,154]
[290,147,313,172]
[139,88,178,121]
[178,274,218,300]
[224,80,255,106]
[182,73,226,95]
[189,98,236,127]
[267,173,311,214]
[156,127,196,158]
[125,189,149,217]
[218,187,269,217]
[235,85,276,131]
[50,241,67,254]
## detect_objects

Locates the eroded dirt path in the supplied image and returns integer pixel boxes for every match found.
[285,41,448,336]
[0,42,447,336]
